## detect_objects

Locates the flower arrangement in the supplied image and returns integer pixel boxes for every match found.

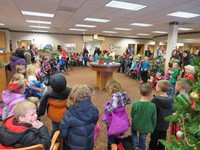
[98,56,113,64]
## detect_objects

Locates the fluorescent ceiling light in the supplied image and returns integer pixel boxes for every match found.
[29,25,50,29]
[152,31,167,34]
[137,33,150,36]
[32,30,48,32]
[26,20,51,24]
[114,28,131,31]
[178,28,193,31]
[21,11,54,17]
[75,24,96,28]
[105,1,147,11]
[69,28,87,31]
[167,11,200,18]
[130,23,153,27]
[102,31,117,33]
[0,23,5,26]
[84,18,110,23]
[126,36,138,38]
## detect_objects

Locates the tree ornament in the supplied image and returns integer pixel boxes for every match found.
[190,92,200,102]
[176,131,183,138]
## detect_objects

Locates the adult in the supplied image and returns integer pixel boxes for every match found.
[28,44,36,63]
[10,48,27,77]
[109,49,115,61]
[170,50,181,64]
[93,47,101,56]
[144,47,152,58]
[182,50,193,77]
[83,47,89,56]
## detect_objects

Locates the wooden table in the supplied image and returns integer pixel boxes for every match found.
[90,62,120,90]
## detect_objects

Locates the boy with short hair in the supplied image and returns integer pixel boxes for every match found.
[149,80,174,150]
[0,101,50,149]
[131,83,157,150]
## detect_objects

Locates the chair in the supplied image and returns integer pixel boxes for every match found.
[50,130,61,150]
[14,144,45,150]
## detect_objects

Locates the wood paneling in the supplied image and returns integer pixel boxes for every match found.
[0,31,6,49]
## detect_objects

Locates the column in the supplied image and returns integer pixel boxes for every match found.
[165,21,179,72]
[154,41,160,58]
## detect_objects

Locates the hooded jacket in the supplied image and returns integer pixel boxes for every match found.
[2,91,26,118]
[60,100,99,150]
[183,50,193,66]
[0,116,50,149]
[152,96,174,131]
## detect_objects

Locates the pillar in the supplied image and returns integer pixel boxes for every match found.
[154,41,160,58]
[165,21,179,72]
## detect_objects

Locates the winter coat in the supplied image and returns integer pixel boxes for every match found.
[152,96,174,131]
[60,100,99,150]
[2,91,26,118]
[0,116,51,149]
[10,55,27,77]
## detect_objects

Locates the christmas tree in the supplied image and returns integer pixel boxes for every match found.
[161,57,200,150]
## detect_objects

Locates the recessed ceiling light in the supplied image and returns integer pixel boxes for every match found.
[114,28,131,31]
[167,11,200,18]
[21,11,54,17]
[102,31,117,33]
[29,25,50,29]
[0,23,5,26]
[69,28,87,31]
[178,28,193,31]
[84,18,110,23]
[32,30,48,32]
[126,36,138,38]
[152,31,167,34]
[105,1,147,11]
[26,20,51,24]
[137,33,150,36]
[75,24,96,28]
[130,23,153,27]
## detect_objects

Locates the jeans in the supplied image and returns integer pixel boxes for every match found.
[169,83,175,96]
[131,128,147,150]
[52,121,60,137]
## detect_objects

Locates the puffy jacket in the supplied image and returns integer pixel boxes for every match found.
[60,100,99,150]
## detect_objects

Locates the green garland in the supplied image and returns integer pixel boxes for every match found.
[0,61,3,67]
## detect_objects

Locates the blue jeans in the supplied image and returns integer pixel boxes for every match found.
[52,121,60,137]
[169,83,175,96]
[131,128,147,150]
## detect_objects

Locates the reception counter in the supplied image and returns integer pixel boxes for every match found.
[90,62,120,90]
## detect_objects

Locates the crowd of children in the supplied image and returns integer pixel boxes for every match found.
[0,47,197,150]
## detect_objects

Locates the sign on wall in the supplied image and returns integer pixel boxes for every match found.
[64,44,76,52]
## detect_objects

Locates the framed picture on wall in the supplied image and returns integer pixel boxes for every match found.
[64,44,76,52]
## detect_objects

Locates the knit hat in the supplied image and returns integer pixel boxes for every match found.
[50,74,67,93]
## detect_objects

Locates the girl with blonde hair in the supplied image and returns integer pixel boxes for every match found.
[60,84,99,150]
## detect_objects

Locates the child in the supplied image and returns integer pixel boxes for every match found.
[151,72,164,89]
[2,81,26,119]
[38,74,71,137]
[140,56,150,83]
[103,79,131,149]
[131,83,157,150]
[15,64,26,74]
[60,84,99,150]
[130,56,138,79]
[26,65,47,98]
[168,62,180,96]
[183,65,196,83]
[165,62,173,80]
[176,79,190,102]
[0,101,51,149]
[27,96,40,109]
[149,80,174,150]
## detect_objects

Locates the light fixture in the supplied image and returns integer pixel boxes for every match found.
[152,31,167,34]
[130,23,153,27]
[105,1,147,11]
[84,18,110,23]
[137,33,150,36]
[167,11,200,18]
[32,30,48,32]
[26,20,51,24]
[69,28,87,31]
[102,31,117,33]
[21,11,54,17]
[29,25,50,29]
[0,23,5,26]
[178,28,193,31]
[113,28,131,31]
[126,36,138,38]
[75,24,96,28]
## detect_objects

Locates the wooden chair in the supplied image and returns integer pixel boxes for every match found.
[50,130,61,150]
[14,144,45,150]
[111,144,118,150]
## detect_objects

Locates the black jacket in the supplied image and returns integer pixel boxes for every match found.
[38,87,71,116]
[60,100,99,150]
[0,117,50,149]
[152,96,174,131]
